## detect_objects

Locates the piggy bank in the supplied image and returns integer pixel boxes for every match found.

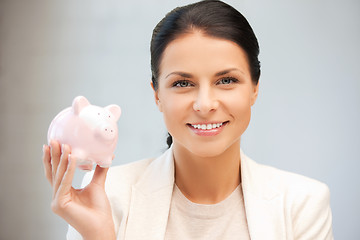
[47,96,121,170]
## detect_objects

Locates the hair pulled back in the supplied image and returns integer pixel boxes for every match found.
[150,0,261,148]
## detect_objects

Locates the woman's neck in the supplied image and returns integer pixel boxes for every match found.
[173,141,241,204]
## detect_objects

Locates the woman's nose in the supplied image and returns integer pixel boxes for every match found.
[193,87,219,114]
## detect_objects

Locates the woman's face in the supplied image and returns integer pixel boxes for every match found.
[153,32,259,158]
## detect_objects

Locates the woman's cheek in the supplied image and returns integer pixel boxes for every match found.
[162,95,184,120]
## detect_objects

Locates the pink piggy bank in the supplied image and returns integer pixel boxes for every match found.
[47,96,121,170]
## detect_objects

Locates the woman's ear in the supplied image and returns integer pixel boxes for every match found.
[151,82,163,112]
[250,83,259,106]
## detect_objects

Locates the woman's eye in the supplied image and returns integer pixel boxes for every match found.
[173,80,192,88]
[218,77,238,85]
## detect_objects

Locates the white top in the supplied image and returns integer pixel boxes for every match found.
[165,184,250,240]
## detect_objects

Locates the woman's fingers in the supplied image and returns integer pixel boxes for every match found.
[43,144,52,185]
[92,165,109,187]
[56,153,77,198]
[50,140,61,183]
[53,144,71,195]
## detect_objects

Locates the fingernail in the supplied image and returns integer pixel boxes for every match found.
[68,154,72,166]
[61,144,65,152]
[42,144,46,153]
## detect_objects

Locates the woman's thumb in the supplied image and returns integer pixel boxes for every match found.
[92,165,109,186]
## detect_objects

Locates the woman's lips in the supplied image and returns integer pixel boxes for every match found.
[187,121,228,136]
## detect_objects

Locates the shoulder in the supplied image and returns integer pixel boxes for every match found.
[243,157,333,238]
[267,162,329,196]
[246,157,332,235]
[244,156,330,200]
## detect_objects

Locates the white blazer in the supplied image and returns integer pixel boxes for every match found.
[67,147,333,240]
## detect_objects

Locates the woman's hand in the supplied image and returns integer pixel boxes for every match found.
[42,140,116,240]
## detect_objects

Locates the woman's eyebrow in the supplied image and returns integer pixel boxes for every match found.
[165,72,193,79]
[165,68,244,79]
[215,68,244,76]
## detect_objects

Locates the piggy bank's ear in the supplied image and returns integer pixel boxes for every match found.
[106,104,121,121]
[72,96,90,115]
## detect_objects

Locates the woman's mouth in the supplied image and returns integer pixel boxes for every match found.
[187,121,229,136]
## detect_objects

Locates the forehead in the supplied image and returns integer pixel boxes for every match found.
[159,32,250,79]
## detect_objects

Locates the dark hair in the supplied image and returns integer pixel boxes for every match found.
[150,0,261,148]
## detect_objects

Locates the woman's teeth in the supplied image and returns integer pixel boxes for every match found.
[191,123,223,130]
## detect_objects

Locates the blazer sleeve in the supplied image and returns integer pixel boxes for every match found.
[292,183,334,240]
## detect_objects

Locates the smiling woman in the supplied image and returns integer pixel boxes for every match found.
[154,33,258,159]
[42,0,334,239]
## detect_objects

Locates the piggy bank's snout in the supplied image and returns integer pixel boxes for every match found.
[104,127,114,133]
[96,124,117,141]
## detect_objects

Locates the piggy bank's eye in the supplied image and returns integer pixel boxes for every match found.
[98,113,100,115]
[108,115,111,118]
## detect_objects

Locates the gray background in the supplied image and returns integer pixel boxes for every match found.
[0,0,359,239]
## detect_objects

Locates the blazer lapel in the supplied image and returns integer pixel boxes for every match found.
[241,150,287,240]
[124,148,175,240]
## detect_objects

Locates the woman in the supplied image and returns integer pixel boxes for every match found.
[42,1,333,239]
